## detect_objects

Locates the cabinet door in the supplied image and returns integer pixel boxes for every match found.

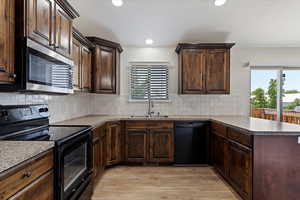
[107,123,121,165]
[228,142,252,200]
[206,49,230,94]
[0,0,15,83]
[94,46,116,93]
[181,49,206,94]
[72,38,81,89]
[9,171,54,200]
[55,4,72,58]
[149,129,174,163]
[92,137,100,179]
[211,133,228,176]
[126,129,148,163]
[27,0,55,47]
[81,47,92,90]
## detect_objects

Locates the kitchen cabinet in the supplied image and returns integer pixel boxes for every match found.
[176,43,234,94]
[0,150,54,200]
[27,0,55,48]
[55,4,73,58]
[92,125,107,185]
[106,122,122,165]
[210,122,253,200]
[16,0,79,58]
[211,133,228,176]
[87,37,123,94]
[125,121,174,163]
[0,0,15,83]
[72,38,81,88]
[126,129,148,163]
[72,28,93,91]
[228,142,252,200]
[149,129,174,162]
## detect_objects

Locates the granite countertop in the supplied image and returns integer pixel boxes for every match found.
[0,141,54,174]
[56,115,300,135]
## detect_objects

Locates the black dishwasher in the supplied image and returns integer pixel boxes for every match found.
[175,121,209,165]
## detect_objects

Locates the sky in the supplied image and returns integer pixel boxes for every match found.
[251,70,300,92]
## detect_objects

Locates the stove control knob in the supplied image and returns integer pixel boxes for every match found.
[0,110,8,117]
[39,107,49,113]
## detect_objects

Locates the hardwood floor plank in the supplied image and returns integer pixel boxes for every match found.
[92,166,241,200]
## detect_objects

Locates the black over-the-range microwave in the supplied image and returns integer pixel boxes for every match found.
[1,37,74,94]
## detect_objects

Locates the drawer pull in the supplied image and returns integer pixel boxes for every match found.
[0,67,16,78]
[23,171,32,178]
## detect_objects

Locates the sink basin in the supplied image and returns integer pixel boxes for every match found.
[130,115,169,119]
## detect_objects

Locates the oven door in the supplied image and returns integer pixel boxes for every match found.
[56,131,92,200]
[26,39,74,94]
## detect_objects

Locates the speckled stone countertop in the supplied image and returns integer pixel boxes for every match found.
[56,115,300,135]
[0,141,54,174]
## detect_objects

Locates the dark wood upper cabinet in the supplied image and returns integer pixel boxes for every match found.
[16,0,79,57]
[72,28,94,91]
[81,47,92,90]
[27,0,55,48]
[87,37,123,94]
[149,129,174,163]
[180,49,206,94]
[0,0,15,83]
[206,49,230,94]
[176,43,234,94]
[54,4,73,58]
[72,38,81,88]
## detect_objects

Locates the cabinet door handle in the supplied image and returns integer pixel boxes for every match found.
[0,67,16,78]
[23,171,32,178]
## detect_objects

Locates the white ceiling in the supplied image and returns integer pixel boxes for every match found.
[69,0,300,47]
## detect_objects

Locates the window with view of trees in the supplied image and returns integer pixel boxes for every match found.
[251,69,300,124]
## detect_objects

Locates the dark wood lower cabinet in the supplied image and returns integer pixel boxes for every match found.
[228,142,252,200]
[126,129,148,163]
[211,133,228,176]
[106,122,122,165]
[149,129,174,163]
[9,171,53,200]
[125,121,174,164]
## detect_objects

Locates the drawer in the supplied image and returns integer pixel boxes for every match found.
[211,122,227,137]
[126,121,174,129]
[8,171,54,200]
[228,128,252,147]
[0,150,54,200]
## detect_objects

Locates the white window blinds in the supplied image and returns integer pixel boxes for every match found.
[130,64,169,100]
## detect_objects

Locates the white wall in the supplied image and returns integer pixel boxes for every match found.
[90,46,300,116]
[1,47,300,122]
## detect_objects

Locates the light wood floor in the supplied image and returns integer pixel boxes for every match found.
[92,166,241,200]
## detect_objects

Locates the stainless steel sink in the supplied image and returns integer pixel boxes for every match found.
[130,115,169,119]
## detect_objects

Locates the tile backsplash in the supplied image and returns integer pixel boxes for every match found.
[0,93,92,123]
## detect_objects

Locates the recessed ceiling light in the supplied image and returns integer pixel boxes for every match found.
[112,0,123,7]
[214,0,227,6]
[145,39,154,45]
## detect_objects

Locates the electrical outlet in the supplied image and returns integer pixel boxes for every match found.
[298,137,300,144]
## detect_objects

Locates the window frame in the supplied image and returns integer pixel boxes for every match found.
[128,62,170,102]
[250,66,300,122]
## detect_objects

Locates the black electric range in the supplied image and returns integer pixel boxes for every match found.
[0,104,93,200]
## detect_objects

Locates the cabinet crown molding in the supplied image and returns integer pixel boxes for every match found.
[87,37,123,53]
[175,43,235,53]
[73,28,95,49]
[55,0,80,19]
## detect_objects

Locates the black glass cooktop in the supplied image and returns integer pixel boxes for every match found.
[0,125,91,142]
